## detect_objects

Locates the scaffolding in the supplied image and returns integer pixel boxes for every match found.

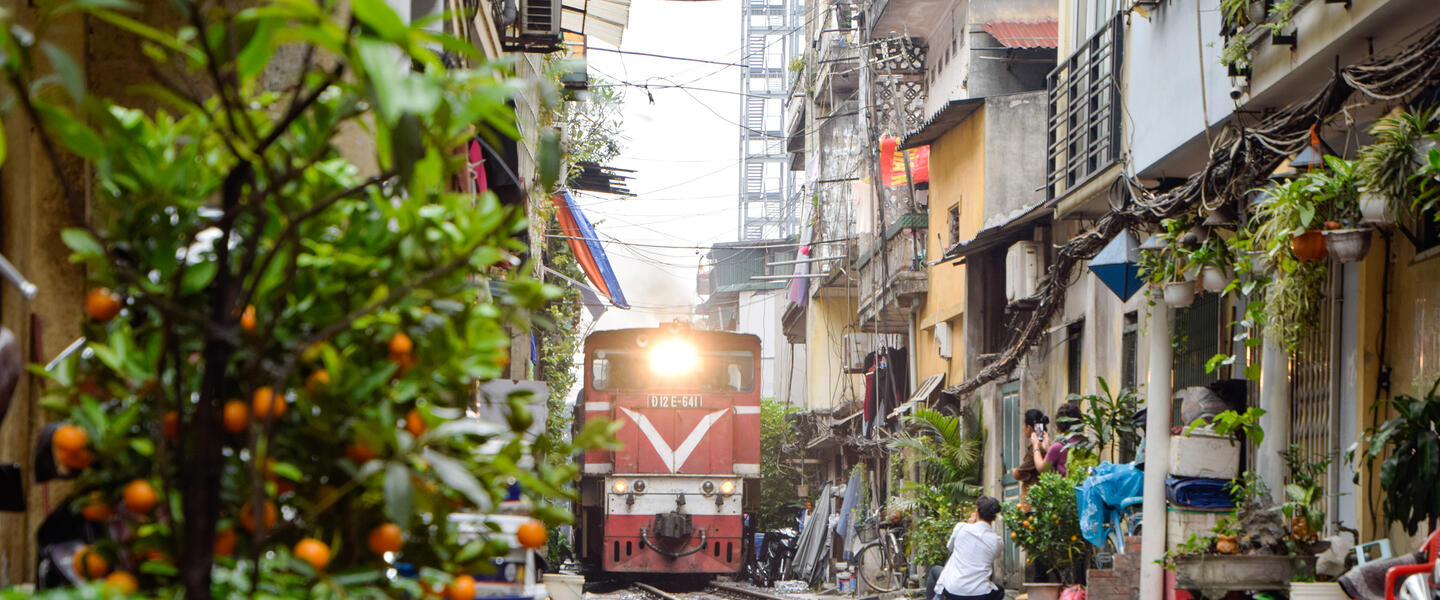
[738,0,802,240]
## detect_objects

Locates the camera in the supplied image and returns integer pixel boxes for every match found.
[1230,82,1249,100]
[1036,422,1046,436]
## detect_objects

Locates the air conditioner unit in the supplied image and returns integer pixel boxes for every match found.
[1005,241,1044,304]
[935,321,952,358]
[518,0,561,38]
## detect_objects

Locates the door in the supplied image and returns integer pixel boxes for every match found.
[999,381,1022,582]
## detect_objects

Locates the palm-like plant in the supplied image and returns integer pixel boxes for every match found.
[889,407,985,504]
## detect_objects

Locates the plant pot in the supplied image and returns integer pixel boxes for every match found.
[1025,582,1063,600]
[1247,1,1267,24]
[1245,251,1274,277]
[1323,228,1373,263]
[1169,431,1241,479]
[1290,582,1349,600]
[1200,265,1231,293]
[1163,280,1197,308]
[1174,554,1295,600]
[1359,190,1395,226]
[1291,230,1329,263]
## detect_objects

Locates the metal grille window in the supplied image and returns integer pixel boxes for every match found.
[1172,293,1221,425]
[948,204,961,246]
[1290,265,1338,533]
[1046,13,1122,201]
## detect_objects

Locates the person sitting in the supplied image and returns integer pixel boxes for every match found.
[932,496,1004,600]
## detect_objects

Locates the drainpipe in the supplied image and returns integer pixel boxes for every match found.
[1257,336,1291,503]
[1139,305,1173,600]
[907,298,919,392]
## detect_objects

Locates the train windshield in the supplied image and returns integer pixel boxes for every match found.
[591,349,756,392]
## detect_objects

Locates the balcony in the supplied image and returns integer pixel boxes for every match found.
[1045,13,1122,207]
[856,213,927,334]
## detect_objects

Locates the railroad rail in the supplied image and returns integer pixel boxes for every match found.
[632,581,803,600]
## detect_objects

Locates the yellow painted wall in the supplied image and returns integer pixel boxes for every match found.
[1355,234,1440,545]
[914,106,986,385]
[806,294,864,411]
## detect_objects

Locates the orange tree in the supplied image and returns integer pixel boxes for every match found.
[0,0,615,597]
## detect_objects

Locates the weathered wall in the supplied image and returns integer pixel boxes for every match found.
[805,294,864,411]
[920,107,985,333]
[980,92,1047,228]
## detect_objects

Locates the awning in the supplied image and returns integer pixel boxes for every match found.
[887,373,945,419]
[553,192,630,309]
[941,199,1054,263]
[981,18,1059,49]
[562,0,631,47]
[899,98,982,150]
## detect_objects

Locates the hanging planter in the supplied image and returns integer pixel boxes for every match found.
[1200,266,1232,293]
[1164,280,1198,307]
[1290,230,1328,262]
[1358,189,1394,226]
[1322,228,1373,263]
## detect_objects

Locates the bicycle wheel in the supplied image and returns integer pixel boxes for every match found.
[855,541,902,592]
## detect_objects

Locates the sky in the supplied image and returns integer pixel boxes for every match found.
[569,0,745,334]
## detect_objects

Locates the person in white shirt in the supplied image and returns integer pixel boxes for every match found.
[932,496,1004,600]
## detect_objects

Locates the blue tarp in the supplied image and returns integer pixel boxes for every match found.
[1166,476,1237,509]
[1077,461,1145,547]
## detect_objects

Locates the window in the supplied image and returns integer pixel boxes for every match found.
[947,204,961,246]
[1066,321,1084,396]
[591,349,757,392]
[1121,311,1138,390]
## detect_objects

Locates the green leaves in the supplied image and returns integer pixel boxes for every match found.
[39,42,83,103]
[384,460,413,526]
[423,448,490,511]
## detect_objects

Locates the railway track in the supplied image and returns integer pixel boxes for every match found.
[632,580,803,600]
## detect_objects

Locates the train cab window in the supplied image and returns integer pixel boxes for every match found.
[591,350,755,392]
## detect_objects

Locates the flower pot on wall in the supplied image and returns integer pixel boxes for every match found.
[1359,190,1395,226]
[1025,582,1063,600]
[1322,228,1373,263]
[1291,230,1329,262]
[1200,266,1230,293]
[1175,554,1295,600]
[1163,280,1197,308]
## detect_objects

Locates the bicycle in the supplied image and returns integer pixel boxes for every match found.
[855,520,910,593]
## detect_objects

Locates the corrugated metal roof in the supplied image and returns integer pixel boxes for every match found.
[982,18,1059,49]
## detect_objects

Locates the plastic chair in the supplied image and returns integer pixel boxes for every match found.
[1356,539,1394,566]
[1384,530,1440,600]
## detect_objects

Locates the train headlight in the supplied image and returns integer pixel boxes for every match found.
[612,479,627,494]
[720,480,736,495]
[649,338,699,375]
[633,480,646,493]
[701,480,715,495]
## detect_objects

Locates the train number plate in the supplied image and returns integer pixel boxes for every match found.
[647,394,703,408]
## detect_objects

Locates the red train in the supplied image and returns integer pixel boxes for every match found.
[574,323,761,576]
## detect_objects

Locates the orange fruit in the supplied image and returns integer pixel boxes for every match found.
[252,387,285,420]
[223,400,249,433]
[85,288,122,322]
[1010,532,1018,538]
[214,526,237,556]
[162,411,180,441]
[81,494,114,522]
[388,332,413,356]
[294,538,331,571]
[73,545,108,579]
[346,441,377,463]
[447,575,476,600]
[405,409,427,437]
[123,479,158,514]
[53,425,88,454]
[239,500,277,532]
[58,447,95,470]
[240,305,257,332]
[516,519,547,550]
[368,523,404,555]
[305,369,330,394]
[104,571,139,594]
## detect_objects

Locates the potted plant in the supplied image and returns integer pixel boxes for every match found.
[1357,106,1440,226]
[1281,445,1348,600]
[1002,471,1087,600]
[1347,376,1440,537]
[1165,473,1298,600]
[1139,218,1198,307]
[1252,177,1331,353]
[1186,235,1234,294]
[1305,156,1373,262]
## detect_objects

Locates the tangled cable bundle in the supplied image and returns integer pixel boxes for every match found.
[943,20,1440,399]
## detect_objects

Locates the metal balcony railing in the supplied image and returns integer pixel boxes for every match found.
[1045,13,1123,201]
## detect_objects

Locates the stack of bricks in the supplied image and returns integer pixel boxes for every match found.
[1086,536,1142,600]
